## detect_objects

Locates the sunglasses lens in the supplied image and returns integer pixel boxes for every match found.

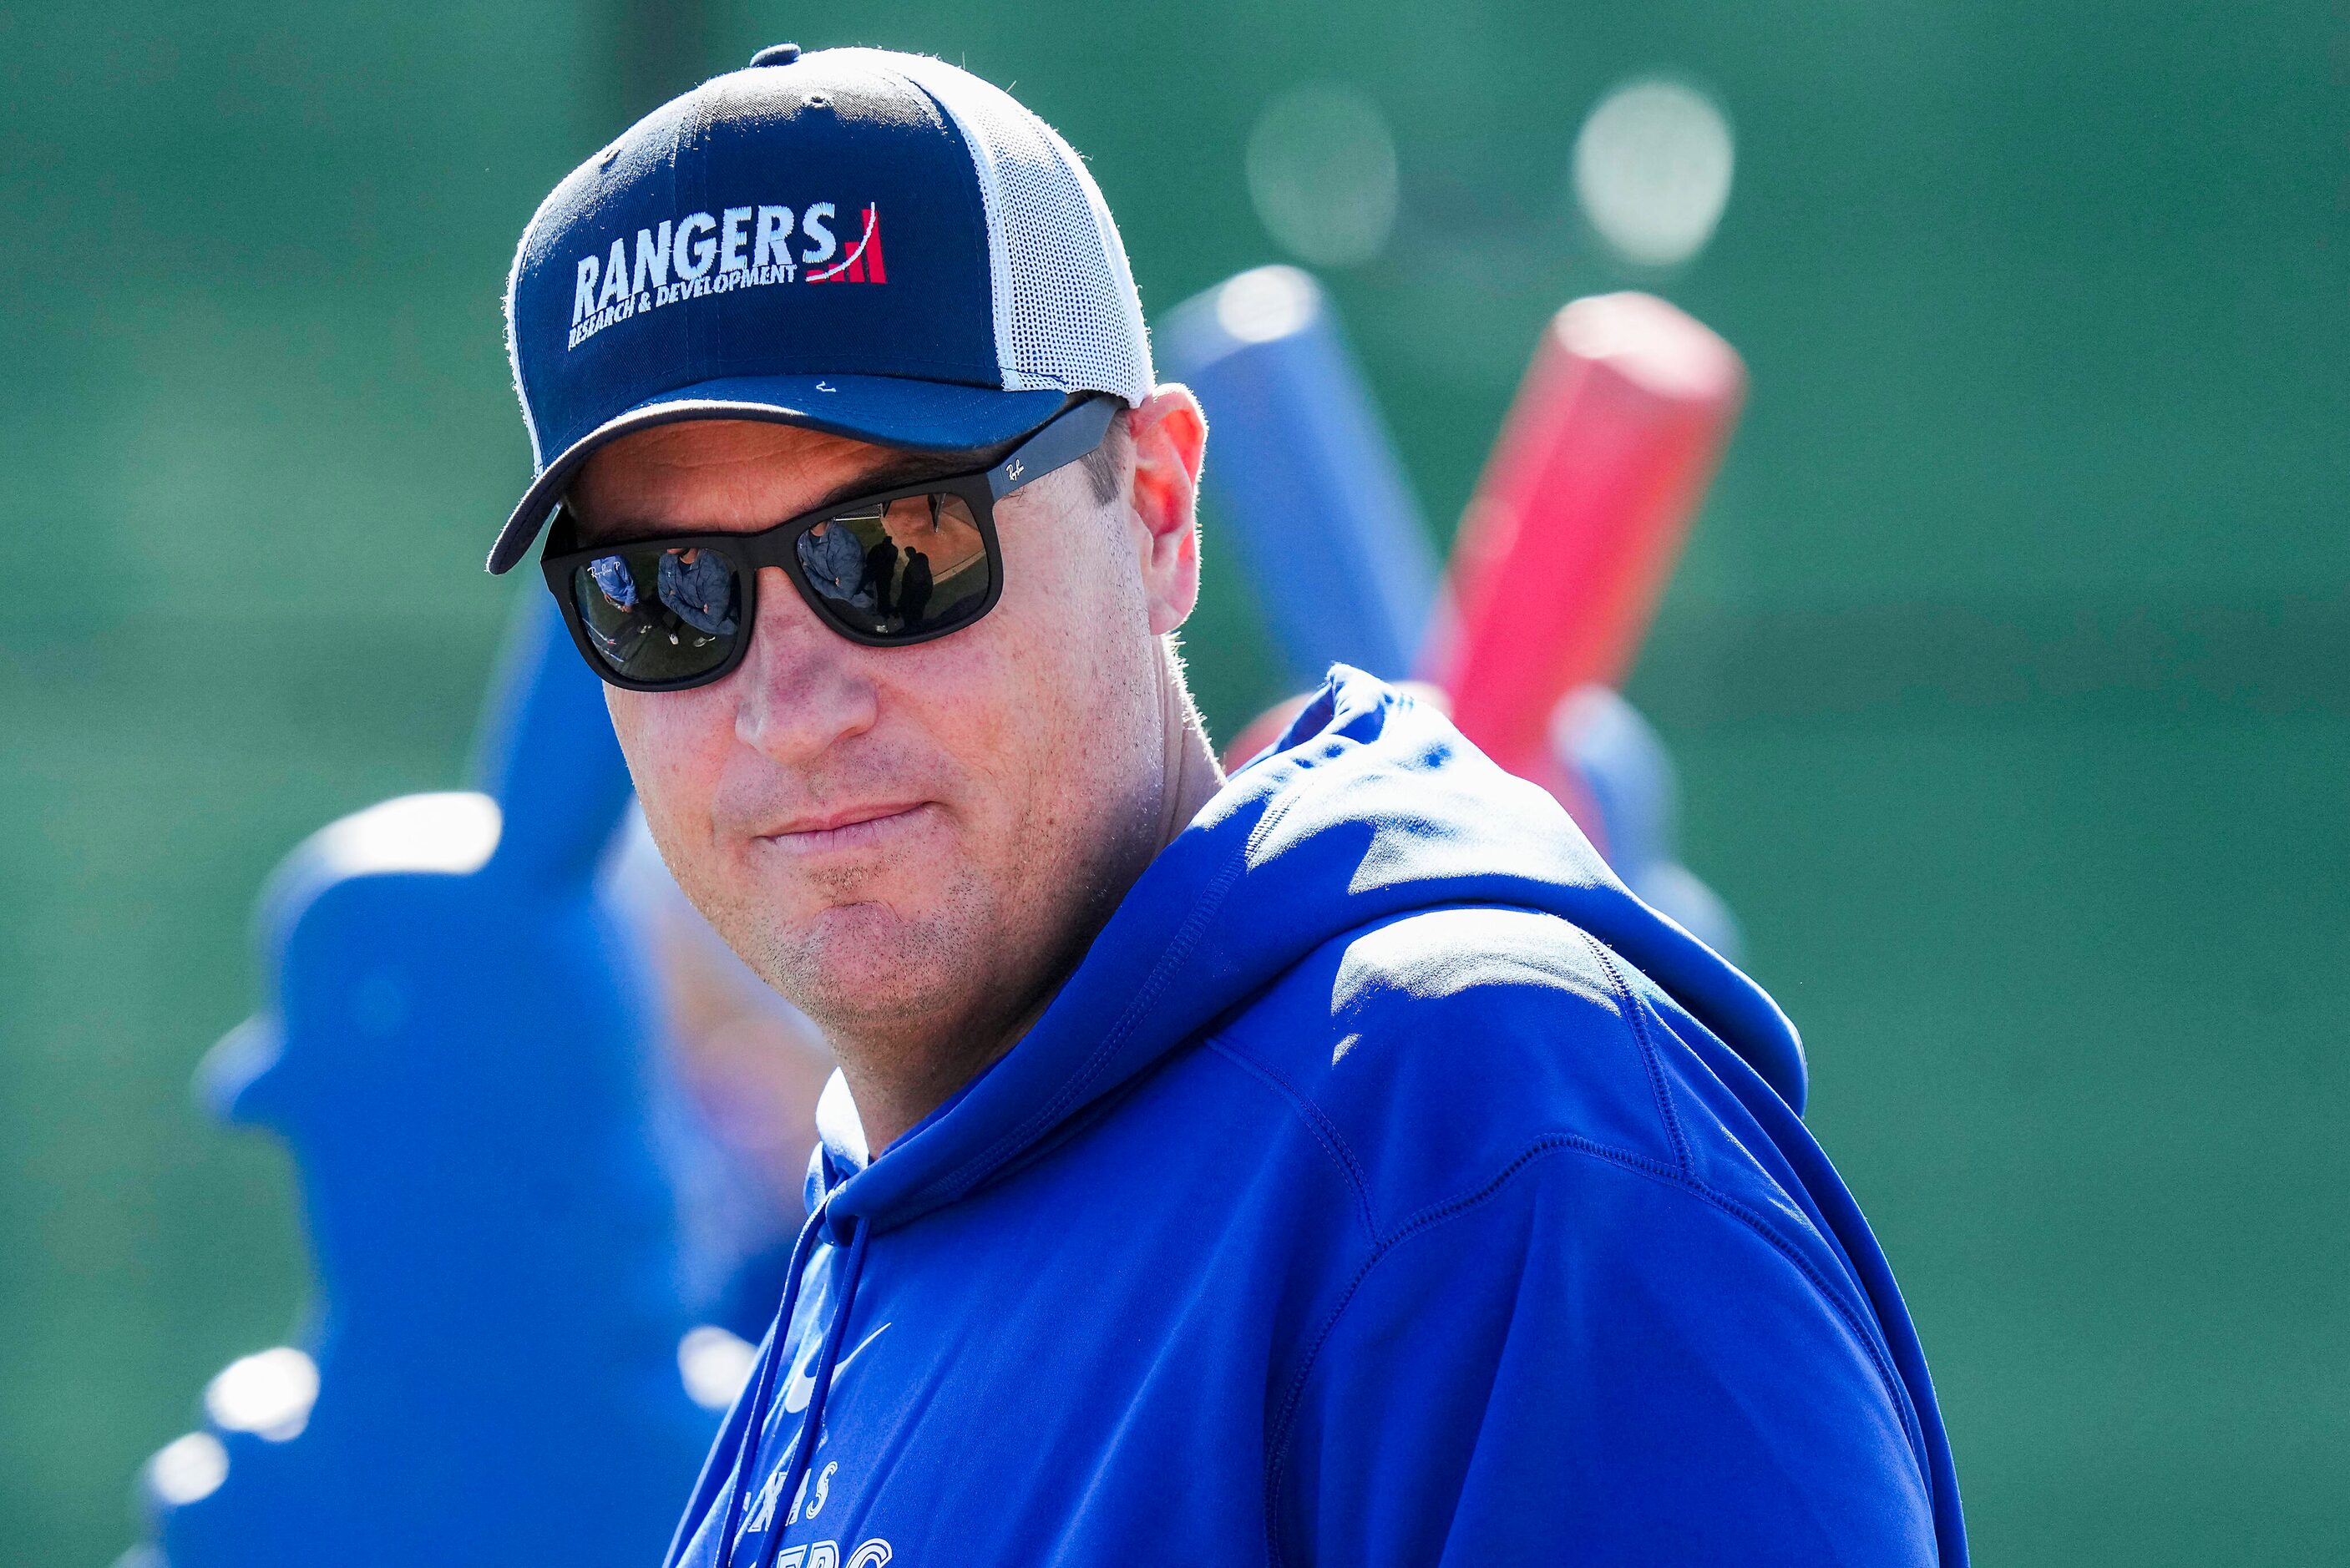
[794,493,990,640]
[569,544,746,685]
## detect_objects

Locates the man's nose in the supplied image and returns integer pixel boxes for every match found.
[732,566,879,764]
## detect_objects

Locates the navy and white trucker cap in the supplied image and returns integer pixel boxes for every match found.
[487,43,1154,574]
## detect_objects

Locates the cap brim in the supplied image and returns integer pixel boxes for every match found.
[488,374,1072,574]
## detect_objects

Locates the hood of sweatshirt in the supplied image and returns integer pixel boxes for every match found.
[676,667,1963,1568]
[814,666,1804,1238]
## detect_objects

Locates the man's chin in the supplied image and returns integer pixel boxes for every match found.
[800,896,919,953]
[777,899,962,1023]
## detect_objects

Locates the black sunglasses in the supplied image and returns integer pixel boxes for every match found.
[539,395,1119,692]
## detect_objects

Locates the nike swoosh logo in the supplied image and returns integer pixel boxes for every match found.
[782,1322,891,1414]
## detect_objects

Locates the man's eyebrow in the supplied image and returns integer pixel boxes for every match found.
[570,446,1000,545]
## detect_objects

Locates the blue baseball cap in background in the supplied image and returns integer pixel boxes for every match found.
[488,43,1155,574]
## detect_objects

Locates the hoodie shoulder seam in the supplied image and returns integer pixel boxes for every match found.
[1574,928,1693,1176]
[1260,1135,1920,1565]
[1205,1036,1380,1247]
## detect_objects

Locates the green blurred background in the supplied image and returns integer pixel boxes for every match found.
[3,0,2344,1560]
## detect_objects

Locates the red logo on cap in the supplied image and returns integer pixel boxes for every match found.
[806,205,887,285]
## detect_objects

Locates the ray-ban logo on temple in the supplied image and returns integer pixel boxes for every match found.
[566,202,887,348]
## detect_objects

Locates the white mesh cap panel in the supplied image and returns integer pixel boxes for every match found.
[843,50,1154,404]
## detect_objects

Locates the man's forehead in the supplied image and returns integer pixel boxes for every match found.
[568,417,985,540]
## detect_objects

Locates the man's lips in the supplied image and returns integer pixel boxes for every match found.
[753,802,935,854]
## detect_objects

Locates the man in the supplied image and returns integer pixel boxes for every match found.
[489,44,1967,1567]
[795,520,874,612]
[860,536,898,622]
[891,542,930,632]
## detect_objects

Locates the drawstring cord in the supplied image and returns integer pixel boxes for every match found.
[752,1214,870,1568]
[717,1206,874,1568]
[714,1206,824,1568]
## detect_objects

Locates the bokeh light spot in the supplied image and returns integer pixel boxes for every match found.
[679,1324,758,1411]
[146,1433,229,1506]
[1246,85,1400,269]
[204,1346,320,1441]
[1213,266,1321,345]
[1573,78,1735,268]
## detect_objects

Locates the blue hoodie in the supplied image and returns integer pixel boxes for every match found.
[664,670,1966,1568]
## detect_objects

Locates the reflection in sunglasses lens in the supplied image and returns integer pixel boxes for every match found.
[572,545,744,685]
[795,493,988,639]
[564,491,993,686]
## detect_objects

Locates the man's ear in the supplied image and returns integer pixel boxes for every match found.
[1125,385,1208,635]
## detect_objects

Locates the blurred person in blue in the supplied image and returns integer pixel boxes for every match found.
[659,546,742,635]
[795,519,874,612]
[589,552,640,610]
[488,43,1966,1568]
[606,808,841,1337]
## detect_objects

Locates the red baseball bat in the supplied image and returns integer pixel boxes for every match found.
[1426,292,1745,782]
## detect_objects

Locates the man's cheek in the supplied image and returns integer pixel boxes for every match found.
[611,691,709,799]
[605,693,670,799]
